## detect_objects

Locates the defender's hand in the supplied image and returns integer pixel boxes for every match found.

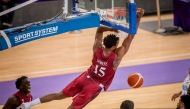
[171,93,181,101]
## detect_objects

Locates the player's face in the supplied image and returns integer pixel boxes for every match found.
[20,79,31,93]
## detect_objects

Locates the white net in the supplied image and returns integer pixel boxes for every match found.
[102,7,129,39]
[114,30,128,39]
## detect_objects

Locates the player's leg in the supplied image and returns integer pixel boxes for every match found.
[40,73,87,103]
[0,3,7,24]
[6,0,15,25]
[71,78,102,109]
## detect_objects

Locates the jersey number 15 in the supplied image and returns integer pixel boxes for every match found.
[94,65,106,77]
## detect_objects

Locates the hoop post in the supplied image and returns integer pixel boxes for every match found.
[64,0,68,14]
[128,2,136,34]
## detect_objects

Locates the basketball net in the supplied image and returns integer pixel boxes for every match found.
[102,7,141,39]
[100,7,129,39]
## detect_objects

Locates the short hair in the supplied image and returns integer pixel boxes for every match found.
[180,95,190,109]
[15,76,28,89]
[120,100,134,109]
[103,34,119,49]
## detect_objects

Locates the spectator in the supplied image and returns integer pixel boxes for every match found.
[0,0,16,29]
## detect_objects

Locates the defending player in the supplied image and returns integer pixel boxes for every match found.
[2,76,32,109]
[172,68,190,101]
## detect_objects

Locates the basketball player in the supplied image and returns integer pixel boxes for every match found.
[176,95,190,109]
[2,76,32,109]
[120,100,134,109]
[172,68,190,101]
[21,8,145,109]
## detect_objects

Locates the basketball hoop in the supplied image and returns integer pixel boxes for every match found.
[106,7,141,23]
[106,7,128,38]
[104,7,141,38]
[107,7,126,19]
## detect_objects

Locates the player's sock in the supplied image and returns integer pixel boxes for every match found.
[31,98,41,106]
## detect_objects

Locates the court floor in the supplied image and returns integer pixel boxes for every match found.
[0,13,190,109]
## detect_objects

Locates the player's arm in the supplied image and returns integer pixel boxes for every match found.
[93,25,118,53]
[2,96,19,109]
[113,9,144,69]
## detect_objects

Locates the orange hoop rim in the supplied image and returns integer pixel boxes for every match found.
[106,7,141,18]
[107,7,127,16]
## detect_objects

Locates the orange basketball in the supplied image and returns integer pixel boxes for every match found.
[127,72,143,88]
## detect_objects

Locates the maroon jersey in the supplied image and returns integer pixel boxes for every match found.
[87,47,116,91]
[12,91,33,109]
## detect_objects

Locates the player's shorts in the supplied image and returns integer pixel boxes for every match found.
[62,72,102,109]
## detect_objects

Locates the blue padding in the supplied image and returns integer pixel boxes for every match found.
[100,21,130,33]
[129,3,137,34]
[0,13,100,51]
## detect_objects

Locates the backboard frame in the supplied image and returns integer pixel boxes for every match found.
[71,0,137,34]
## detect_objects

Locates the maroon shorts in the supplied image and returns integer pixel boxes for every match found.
[62,72,102,109]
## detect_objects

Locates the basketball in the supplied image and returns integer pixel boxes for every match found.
[127,72,143,88]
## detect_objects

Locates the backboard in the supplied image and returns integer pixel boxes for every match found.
[73,0,137,34]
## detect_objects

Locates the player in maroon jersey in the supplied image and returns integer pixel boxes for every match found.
[2,76,32,109]
[21,9,144,109]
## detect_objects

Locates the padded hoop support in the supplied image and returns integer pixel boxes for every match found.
[0,13,100,51]
[129,2,137,34]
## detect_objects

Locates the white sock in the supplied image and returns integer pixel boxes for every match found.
[31,98,41,106]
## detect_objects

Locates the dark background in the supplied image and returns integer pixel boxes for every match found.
[1,0,173,27]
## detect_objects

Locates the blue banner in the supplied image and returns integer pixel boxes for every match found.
[0,13,100,51]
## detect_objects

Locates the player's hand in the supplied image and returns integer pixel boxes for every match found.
[171,93,181,101]
[137,8,144,18]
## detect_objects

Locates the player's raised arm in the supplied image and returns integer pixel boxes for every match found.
[113,8,144,69]
[93,25,118,53]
